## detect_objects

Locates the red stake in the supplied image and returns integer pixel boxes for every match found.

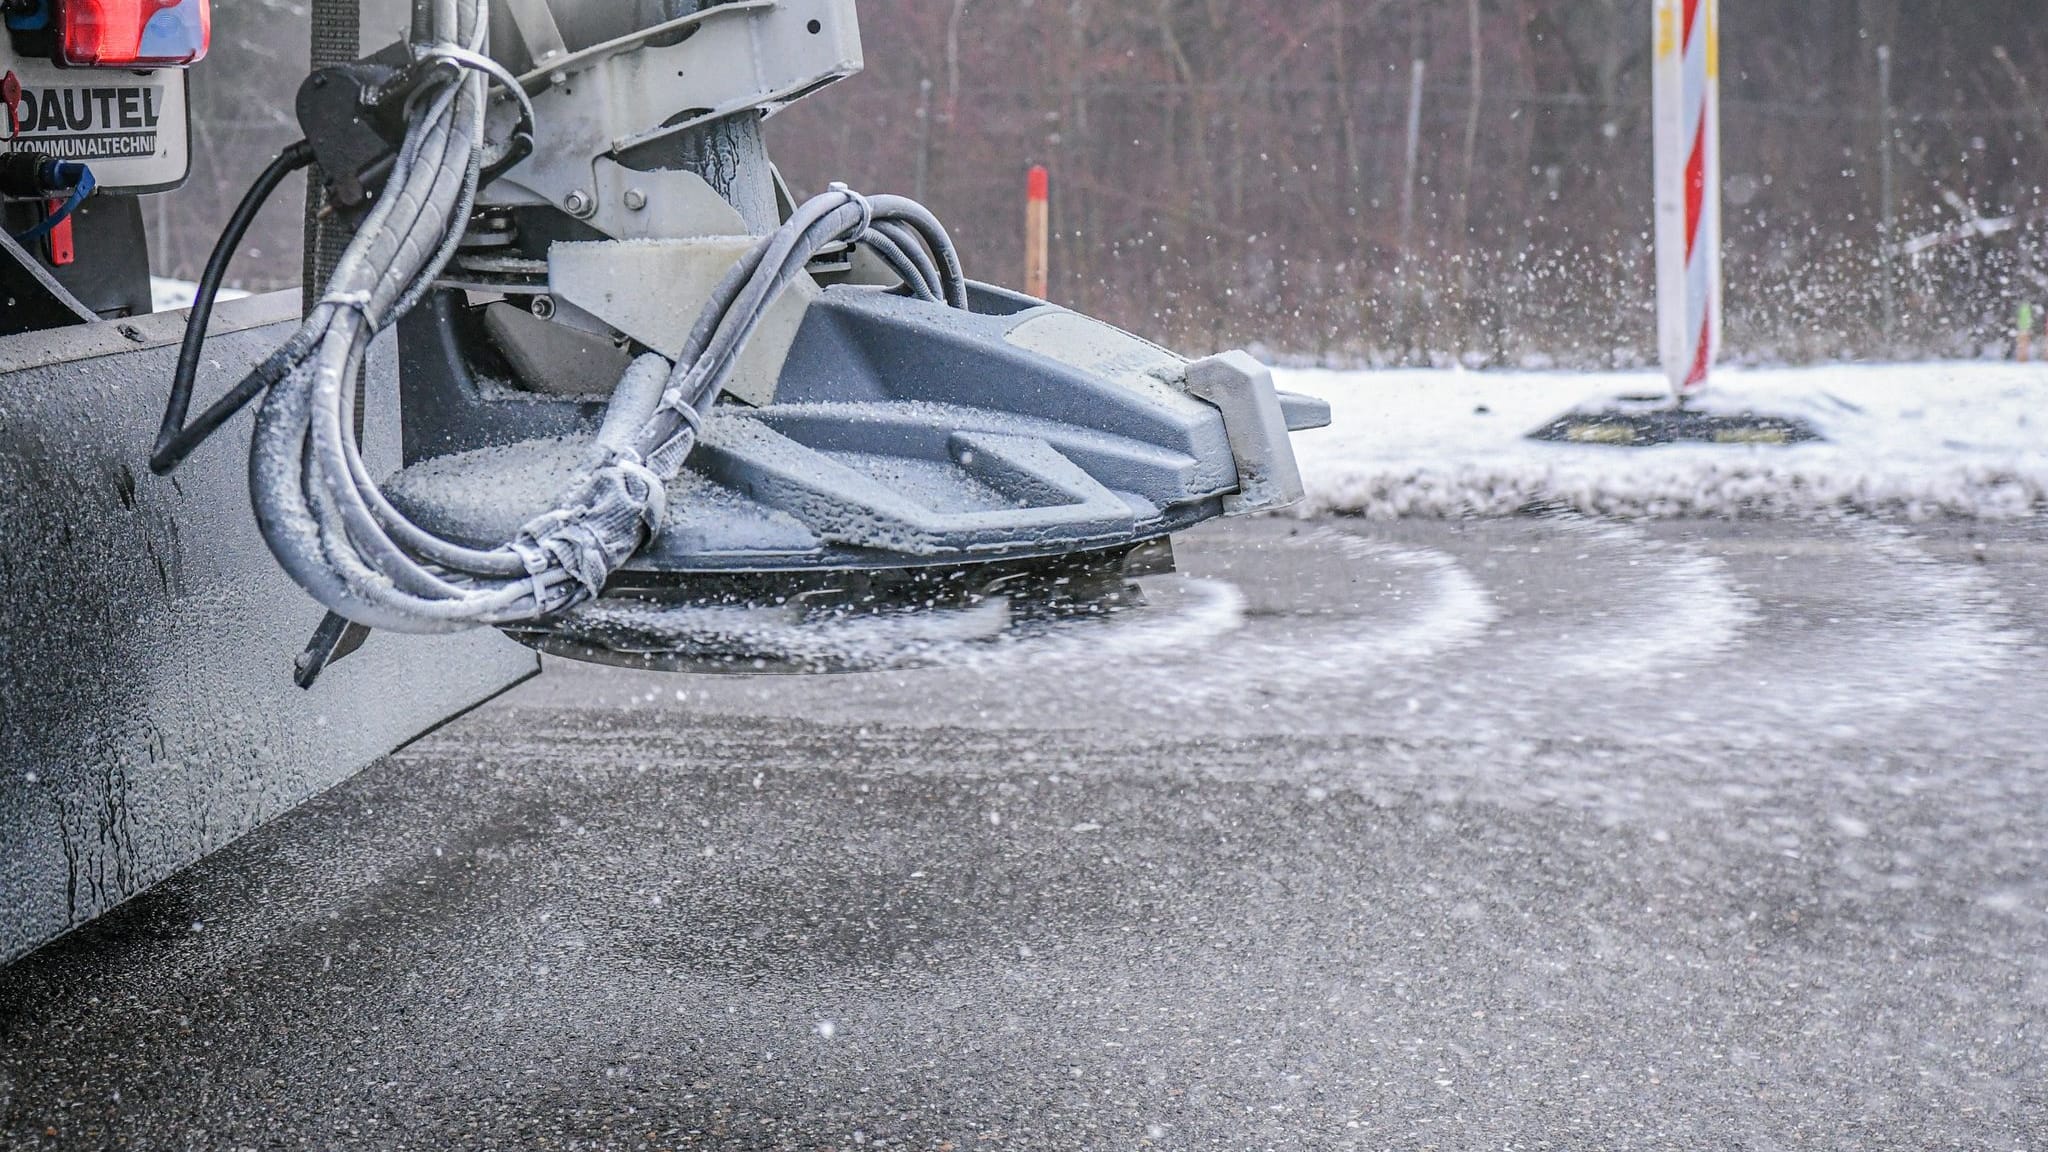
[1025,165,1050,300]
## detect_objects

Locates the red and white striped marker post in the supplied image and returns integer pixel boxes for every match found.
[1025,165,1050,300]
[1653,0,1720,398]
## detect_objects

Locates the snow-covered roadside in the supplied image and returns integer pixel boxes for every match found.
[1278,362,2048,520]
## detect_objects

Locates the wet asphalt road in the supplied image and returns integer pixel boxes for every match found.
[4,515,2047,1150]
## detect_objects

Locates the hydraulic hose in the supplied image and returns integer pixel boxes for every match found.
[174,0,971,635]
[152,141,316,474]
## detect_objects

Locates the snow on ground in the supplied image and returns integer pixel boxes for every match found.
[150,276,250,313]
[1279,362,2048,519]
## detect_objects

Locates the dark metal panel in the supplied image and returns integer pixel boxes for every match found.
[0,197,154,328]
[0,293,538,966]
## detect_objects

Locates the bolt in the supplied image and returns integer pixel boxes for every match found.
[530,295,556,320]
[623,188,649,212]
[563,189,595,218]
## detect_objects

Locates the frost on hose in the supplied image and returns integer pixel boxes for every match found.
[240,0,971,634]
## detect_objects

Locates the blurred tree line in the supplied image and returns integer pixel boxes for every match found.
[156,0,2048,366]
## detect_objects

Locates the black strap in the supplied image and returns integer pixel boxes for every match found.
[305,0,363,314]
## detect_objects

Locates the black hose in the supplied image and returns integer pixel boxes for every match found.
[870,220,944,301]
[869,195,968,309]
[151,141,317,475]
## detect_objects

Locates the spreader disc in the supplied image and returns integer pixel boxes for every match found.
[502,542,1168,674]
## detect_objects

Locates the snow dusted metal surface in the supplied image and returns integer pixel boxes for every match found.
[1287,361,2048,520]
[0,300,536,966]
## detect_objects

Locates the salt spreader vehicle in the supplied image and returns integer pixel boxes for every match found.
[0,0,1323,963]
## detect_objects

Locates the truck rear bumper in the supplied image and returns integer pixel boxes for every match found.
[1,293,537,967]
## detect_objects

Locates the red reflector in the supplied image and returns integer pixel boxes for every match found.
[58,0,211,68]
[44,199,74,266]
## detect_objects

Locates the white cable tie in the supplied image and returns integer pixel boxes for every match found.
[508,527,562,610]
[650,394,703,447]
[611,453,668,535]
[829,181,874,239]
[673,401,703,438]
[419,44,539,136]
[319,289,374,313]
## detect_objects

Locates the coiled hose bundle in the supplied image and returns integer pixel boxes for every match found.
[154,0,967,636]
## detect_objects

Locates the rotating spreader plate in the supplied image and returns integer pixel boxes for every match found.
[384,282,1321,671]
[501,542,1167,674]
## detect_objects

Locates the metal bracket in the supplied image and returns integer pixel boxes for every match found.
[510,0,776,91]
[294,611,373,689]
[589,158,747,240]
[486,0,862,241]
[1183,351,1307,516]
[549,234,816,406]
[501,0,569,70]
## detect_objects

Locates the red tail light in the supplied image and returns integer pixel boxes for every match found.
[57,0,211,67]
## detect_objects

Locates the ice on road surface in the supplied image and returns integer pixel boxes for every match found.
[1285,361,2048,519]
